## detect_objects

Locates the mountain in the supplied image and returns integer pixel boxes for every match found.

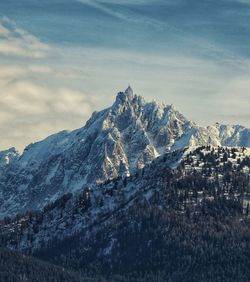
[1,146,250,281]
[0,86,250,217]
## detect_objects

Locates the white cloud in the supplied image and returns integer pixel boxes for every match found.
[77,0,165,5]
[0,18,95,151]
[0,76,94,151]
[0,17,50,58]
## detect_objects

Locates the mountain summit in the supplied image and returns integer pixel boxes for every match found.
[0,87,250,217]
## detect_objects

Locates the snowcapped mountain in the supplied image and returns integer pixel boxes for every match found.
[0,86,250,217]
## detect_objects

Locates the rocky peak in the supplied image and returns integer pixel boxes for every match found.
[124,85,133,96]
[113,86,145,109]
[0,87,250,217]
[115,86,134,104]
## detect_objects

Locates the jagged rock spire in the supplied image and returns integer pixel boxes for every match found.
[115,85,134,106]
[124,85,133,97]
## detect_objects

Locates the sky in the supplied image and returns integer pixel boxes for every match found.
[0,0,250,151]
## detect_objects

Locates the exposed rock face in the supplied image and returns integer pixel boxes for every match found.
[0,87,249,217]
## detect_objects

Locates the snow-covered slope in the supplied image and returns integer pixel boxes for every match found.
[1,146,249,254]
[0,87,249,217]
[0,148,19,169]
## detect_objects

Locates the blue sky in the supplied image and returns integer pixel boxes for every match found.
[0,0,250,150]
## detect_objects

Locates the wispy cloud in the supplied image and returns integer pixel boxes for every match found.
[0,19,95,150]
[77,0,168,6]
[235,0,250,4]
[0,17,50,58]
[76,0,130,20]
[0,66,94,151]
[92,0,162,5]
[76,0,249,70]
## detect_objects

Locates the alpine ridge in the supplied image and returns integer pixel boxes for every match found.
[0,86,250,217]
